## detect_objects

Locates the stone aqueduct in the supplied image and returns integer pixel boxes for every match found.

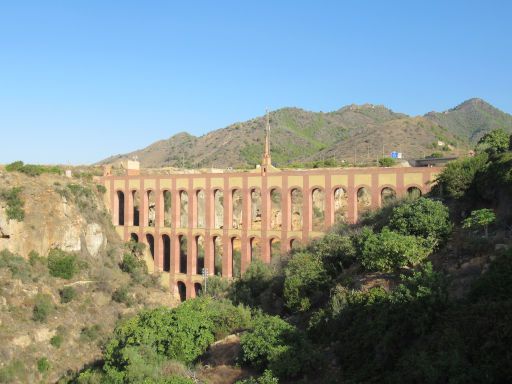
[101,165,441,300]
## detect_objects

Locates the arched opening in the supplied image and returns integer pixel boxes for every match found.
[179,235,187,274]
[130,233,138,242]
[290,188,303,231]
[270,188,282,230]
[194,282,202,297]
[334,187,348,223]
[146,234,155,260]
[196,235,205,275]
[214,189,224,229]
[231,237,241,278]
[147,190,156,227]
[407,186,422,199]
[290,238,300,250]
[196,190,205,228]
[116,191,125,226]
[162,234,171,272]
[250,237,261,261]
[381,187,396,206]
[213,236,223,276]
[132,190,140,226]
[270,238,281,265]
[180,191,188,228]
[163,190,172,227]
[357,187,372,220]
[232,189,243,229]
[312,188,325,231]
[177,281,186,302]
[250,188,262,230]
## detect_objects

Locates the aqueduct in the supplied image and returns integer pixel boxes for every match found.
[101,163,440,300]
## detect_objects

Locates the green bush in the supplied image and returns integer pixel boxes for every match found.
[0,249,31,281]
[0,187,25,221]
[60,286,76,303]
[476,128,509,155]
[32,293,54,322]
[378,157,396,167]
[37,357,50,373]
[50,334,63,348]
[240,314,314,379]
[112,286,134,306]
[283,251,329,312]
[28,250,45,266]
[0,360,26,383]
[96,184,107,194]
[47,249,77,279]
[236,370,279,384]
[80,324,101,343]
[357,227,433,272]
[388,197,452,245]
[5,161,61,177]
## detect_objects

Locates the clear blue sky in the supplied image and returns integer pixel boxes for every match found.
[0,0,511,164]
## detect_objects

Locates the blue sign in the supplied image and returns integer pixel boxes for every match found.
[390,151,398,159]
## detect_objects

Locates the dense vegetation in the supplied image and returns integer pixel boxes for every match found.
[59,129,512,383]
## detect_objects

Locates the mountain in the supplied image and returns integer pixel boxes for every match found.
[424,98,512,142]
[99,99,512,169]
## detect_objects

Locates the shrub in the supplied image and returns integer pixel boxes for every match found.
[80,324,101,343]
[112,286,134,306]
[388,197,452,245]
[28,250,45,267]
[60,286,76,303]
[476,128,509,155]
[47,249,77,279]
[283,251,329,312]
[378,157,396,167]
[462,208,496,238]
[0,187,25,221]
[0,249,31,281]
[32,293,54,322]
[357,227,433,272]
[240,314,314,379]
[230,260,277,310]
[5,161,61,177]
[37,357,50,373]
[236,370,279,384]
[50,334,63,348]
[96,184,107,194]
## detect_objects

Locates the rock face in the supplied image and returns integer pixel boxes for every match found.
[0,173,107,258]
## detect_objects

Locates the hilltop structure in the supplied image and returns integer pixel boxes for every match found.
[101,119,441,300]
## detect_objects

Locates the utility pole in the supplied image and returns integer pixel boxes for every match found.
[202,267,209,295]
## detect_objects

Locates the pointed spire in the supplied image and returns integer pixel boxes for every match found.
[262,109,272,168]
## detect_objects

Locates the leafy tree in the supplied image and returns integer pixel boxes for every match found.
[357,227,433,272]
[462,208,496,238]
[283,251,329,312]
[388,197,451,245]
[477,128,509,155]
[47,249,77,279]
[309,232,356,277]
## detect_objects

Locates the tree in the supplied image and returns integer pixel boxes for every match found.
[477,129,509,155]
[462,208,496,238]
[388,197,451,246]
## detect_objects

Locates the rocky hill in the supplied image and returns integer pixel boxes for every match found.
[99,99,512,169]
[0,171,176,383]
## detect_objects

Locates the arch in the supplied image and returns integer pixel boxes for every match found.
[132,190,140,226]
[116,191,125,226]
[194,282,202,297]
[146,234,155,260]
[357,186,372,220]
[289,238,300,250]
[406,186,422,199]
[196,190,205,228]
[250,237,261,261]
[213,236,223,276]
[163,190,172,227]
[270,188,282,230]
[290,188,303,231]
[147,190,156,227]
[162,234,171,272]
[214,189,224,229]
[130,233,138,242]
[231,237,241,278]
[177,281,186,302]
[381,186,396,206]
[179,190,189,228]
[270,237,281,265]
[333,187,348,224]
[311,188,325,231]
[232,189,243,229]
[250,188,262,230]
[196,235,205,275]
[179,235,187,274]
